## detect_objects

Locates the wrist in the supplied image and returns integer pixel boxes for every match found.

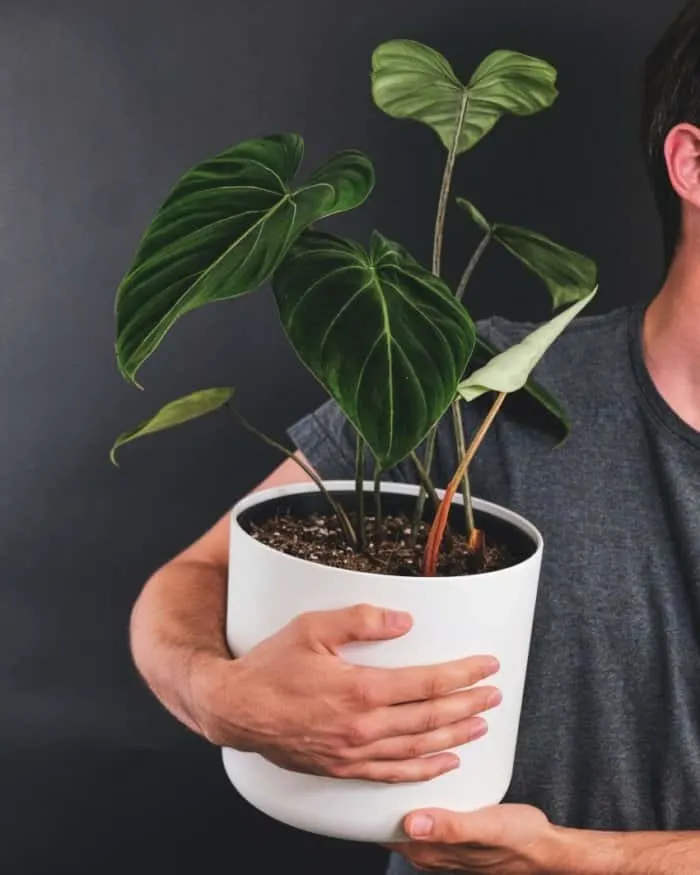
[542,824,625,875]
[186,649,239,743]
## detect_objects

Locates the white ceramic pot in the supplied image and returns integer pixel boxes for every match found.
[222,481,543,843]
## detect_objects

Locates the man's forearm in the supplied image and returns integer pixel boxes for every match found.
[129,558,231,736]
[553,824,700,874]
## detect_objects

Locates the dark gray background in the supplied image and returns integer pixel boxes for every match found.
[0,0,682,872]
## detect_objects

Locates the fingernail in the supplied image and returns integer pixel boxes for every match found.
[487,689,502,708]
[408,814,434,837]
[470,717,488,740]
[387,610,412,632]
[485,656,500,673]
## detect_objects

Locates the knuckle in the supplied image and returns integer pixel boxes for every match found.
[351,674,381,709]
[421,704,443,733]
[351,603,378,632]
[344,718,370,747]
[292,610,317,638]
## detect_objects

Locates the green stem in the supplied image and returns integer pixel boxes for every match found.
[355,434,366,551]
[432,92,469,277]
[456,230,492,301]
[450,401,475,537]
[230,406,358,549]
[373,463,383,543]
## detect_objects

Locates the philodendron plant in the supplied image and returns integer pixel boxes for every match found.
[112,40,598,577]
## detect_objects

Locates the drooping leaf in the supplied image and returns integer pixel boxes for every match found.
[458,289,596,403]
[473,334,570,440]
[110,387,234,465]
[371,41,558,154]
[457,198,598,309]
[115,135,374,384]
[274,231,476,468]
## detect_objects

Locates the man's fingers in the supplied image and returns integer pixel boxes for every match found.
[352,714,488,761]
[333,753,461,784]
[360,654,500,706]
[296,604,413,650]
[344,685,501,746]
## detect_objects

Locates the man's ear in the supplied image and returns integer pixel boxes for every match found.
[664,123,700,207]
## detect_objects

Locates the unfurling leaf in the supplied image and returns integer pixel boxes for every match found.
[371,41,558,153]
[457,198,598,309]
[274,231,476,469]
[116,135,374,384]
[110,387,234,465]
[459,289,597,402]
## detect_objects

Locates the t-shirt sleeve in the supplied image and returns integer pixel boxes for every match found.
[287,398,357,481]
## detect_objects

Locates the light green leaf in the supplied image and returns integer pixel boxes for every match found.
[110,387,234,465]
[473,333,570,440]
[371,41,558,153]
[115,135,374,384]
[457,198,598,309]
[459,289,596,402]
[274,231,476,468]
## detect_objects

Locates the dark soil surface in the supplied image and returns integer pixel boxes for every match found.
[249,511,514,577]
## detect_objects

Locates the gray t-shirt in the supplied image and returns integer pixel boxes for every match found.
[288,304,700,842]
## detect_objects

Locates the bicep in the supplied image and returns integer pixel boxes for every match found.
[175,452,315,569]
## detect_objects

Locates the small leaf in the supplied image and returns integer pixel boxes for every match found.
[371,41,558,154]
[274,231,476,468]
[493,224,598,309]
[456,199,598,309]
[473,334,570,440]
[456,198,492,234]
[110,387,234,465]
[459,289,596,402]
[116,135,374,384]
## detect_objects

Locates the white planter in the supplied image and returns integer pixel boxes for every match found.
[222,481,543,843]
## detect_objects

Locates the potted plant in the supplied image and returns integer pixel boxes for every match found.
[111,39,598,843]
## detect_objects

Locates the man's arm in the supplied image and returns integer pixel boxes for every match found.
[129,453,314,735]
[391,804,700,874]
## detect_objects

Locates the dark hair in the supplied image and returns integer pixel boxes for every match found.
[642,1,700,267]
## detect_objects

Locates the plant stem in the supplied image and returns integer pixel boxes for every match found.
[423,391,507,576]
[432,93,469,277]
[456,230,492,301]
[355,435,366,551]
[450,401,476,537]
[373,463,383,542]
[229,406,358,549]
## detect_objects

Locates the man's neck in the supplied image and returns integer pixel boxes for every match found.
[644,248,700,432]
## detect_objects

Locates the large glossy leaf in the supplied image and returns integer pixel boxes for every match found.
[458,198,598,309]
[371,41,558,153]
[459,290,596,403]
[110,387,234,465]
[274,231,476,468]
[116,135,374,384]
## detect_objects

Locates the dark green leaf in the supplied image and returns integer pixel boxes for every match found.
[493,225,598,309]
[457,198,598,309]
[274,231,476,468]
[371,41,558,153]
[116,135,374,384]
[110,387,234,465]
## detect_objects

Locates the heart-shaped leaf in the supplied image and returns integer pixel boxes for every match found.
[274,231,476,468]
[110,387,234,465]
[459,289,596,403]
[371,41,558,153]
[116,135,374,384]
[458,198,598,309]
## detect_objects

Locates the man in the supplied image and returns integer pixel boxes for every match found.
[130,3,700,872]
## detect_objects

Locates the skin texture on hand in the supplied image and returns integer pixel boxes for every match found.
[191,603,502,783]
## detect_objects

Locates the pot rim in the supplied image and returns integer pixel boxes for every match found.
[230,480,543,582]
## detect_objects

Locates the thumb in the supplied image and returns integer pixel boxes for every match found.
[305,604,413,648]
[403,809,467,843]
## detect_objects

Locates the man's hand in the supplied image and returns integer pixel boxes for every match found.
[390,805,561,873]
[190,604,501,783]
